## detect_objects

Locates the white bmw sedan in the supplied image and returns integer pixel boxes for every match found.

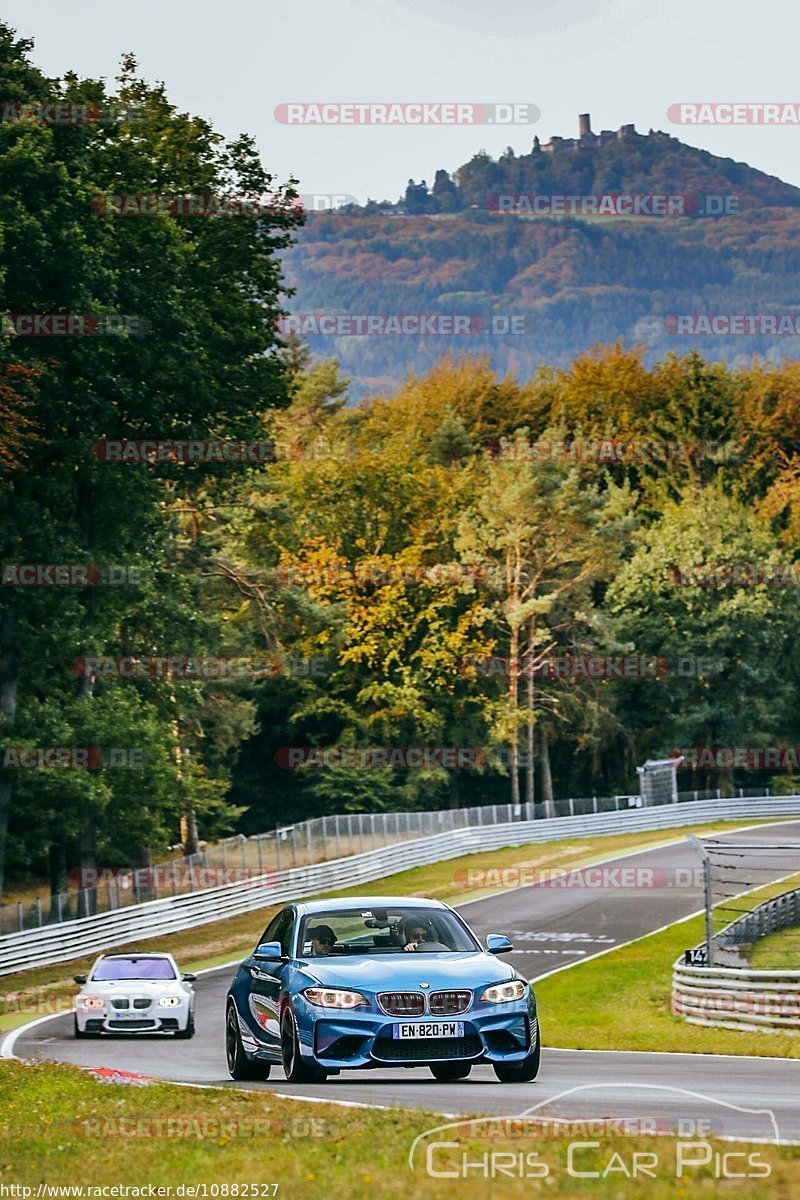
[73,952,196,1038]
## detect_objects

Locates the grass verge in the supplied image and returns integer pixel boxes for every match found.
[537,873,800,1058]
[750,926,800,969]
[0,1058,798,1198]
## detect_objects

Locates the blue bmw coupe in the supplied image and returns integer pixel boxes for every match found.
[225,896,539,1083]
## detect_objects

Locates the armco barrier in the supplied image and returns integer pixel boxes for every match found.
[672,963,800,1032]
[672,885,800,1032]
[714,886,800,967]
[4,787,774,936]
[3,795,800,976]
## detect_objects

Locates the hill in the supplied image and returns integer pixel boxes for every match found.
[281,117,800,395]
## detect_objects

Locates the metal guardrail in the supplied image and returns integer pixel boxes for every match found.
[2,794,799,977]
[672,886,800,1032]
[0,786,776,936]
[714,886,800,967]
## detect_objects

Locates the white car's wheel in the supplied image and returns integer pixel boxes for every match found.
[175,1011,195,1039]
[73,1015,99,1039]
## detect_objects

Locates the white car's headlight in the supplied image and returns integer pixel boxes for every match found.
[303,988,369,1009]
[78,995,105,1009]
[158,996,182,1007]
[480,980,527,1004]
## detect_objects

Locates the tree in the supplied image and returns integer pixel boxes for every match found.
[404,179,431,214]
[606,483,800,793]
[457,428,630,809]
[0,25,302,896]
[432,169,461,212]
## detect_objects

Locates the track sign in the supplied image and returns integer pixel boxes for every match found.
[684,945,708,966]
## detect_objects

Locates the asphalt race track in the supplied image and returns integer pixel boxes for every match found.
[9,820,800,1141]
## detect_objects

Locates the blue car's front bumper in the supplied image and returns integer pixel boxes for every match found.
[291,992,537,1070]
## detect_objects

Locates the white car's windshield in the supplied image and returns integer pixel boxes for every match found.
[299,907,479,956]
[92,957,177,981]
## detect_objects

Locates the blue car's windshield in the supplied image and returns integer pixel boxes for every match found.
[299,907,479,956]
[92,957,177,980]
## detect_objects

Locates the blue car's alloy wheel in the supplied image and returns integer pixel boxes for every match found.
[226,1003,271,1080]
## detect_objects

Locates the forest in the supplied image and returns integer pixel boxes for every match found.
[2,24,800,900]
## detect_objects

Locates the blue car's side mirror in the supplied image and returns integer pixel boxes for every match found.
[254,941,284,960]
[486,934,513,954]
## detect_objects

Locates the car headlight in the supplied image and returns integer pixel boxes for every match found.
[79,995,105,1009]
[302,987,369,1009]
[480,980,527,1004]
[158,996,182,1007]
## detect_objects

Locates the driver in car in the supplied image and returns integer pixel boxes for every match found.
[399,916,433,951]
[308,925,336,956]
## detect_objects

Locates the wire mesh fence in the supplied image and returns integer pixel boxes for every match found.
[691,834,800,966]
[0,785,774,935]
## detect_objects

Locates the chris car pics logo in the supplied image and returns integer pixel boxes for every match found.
[409,1086,782,1180]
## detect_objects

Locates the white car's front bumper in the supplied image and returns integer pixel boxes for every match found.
[75,995,192,1033]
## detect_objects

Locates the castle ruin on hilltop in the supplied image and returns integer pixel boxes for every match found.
[536,113,636,153]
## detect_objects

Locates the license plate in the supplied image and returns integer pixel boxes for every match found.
[392,1021,464,1039]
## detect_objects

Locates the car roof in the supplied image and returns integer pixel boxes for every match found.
[295,896,449,915]
[95,952,175,961]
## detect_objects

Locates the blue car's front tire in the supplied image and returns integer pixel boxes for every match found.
[280,1008,327,1083]
[226,1002,271,1081]
[492,1035,541,1083]
[430,1062,472,1081]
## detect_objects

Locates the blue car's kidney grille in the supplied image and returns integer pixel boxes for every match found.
[372,1034,482,1062]
[429,990,471,1015]
[377,991,425,1016]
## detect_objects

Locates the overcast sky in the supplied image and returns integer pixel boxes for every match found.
[6,0,800,201]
